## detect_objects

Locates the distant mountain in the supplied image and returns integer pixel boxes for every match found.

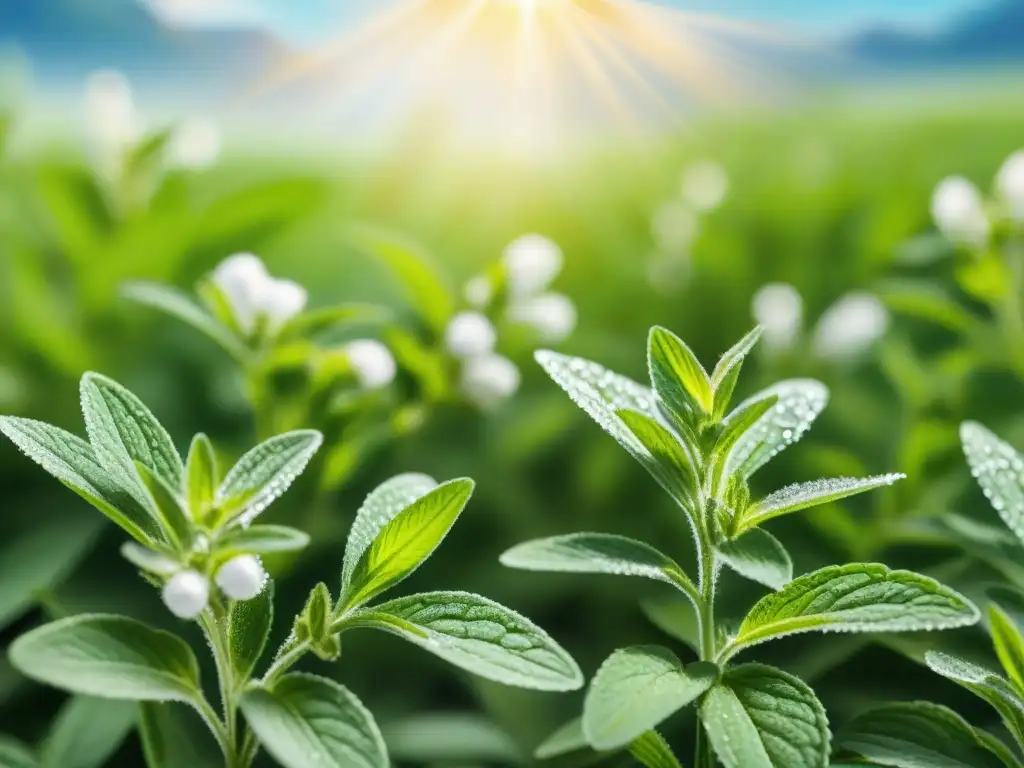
[0,0,288,100]
[848,0,1024,67]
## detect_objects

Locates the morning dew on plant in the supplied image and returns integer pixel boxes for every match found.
[500,323,979,768]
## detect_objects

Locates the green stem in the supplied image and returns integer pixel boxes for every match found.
[262,640,311,687]
[200,605,248,768]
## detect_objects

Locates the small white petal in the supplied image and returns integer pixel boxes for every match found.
[444,311,498,358]
[650,200,699,254]
[261,278,307,332]
[502,234,563,297]
[997,150,1024,223]
[680,160,729,212]
[751,283,804,354]
[344,339,397,390]
[463,276,493,308]
[507,292,577,343]
[812,292,889,361]
[169,118,221,169]
[161,570,210,619]
[215,554,266,601]
[931,176,989,248]
[460,354,521,410]
[211,253,271,335]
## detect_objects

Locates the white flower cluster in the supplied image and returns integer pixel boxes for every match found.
[647,159,729,294]
[445,310,521,410]
[751,283,889,361]
[211,253,308,336]
[931,149,1024,248]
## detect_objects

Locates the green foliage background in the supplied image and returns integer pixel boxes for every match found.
[2,88,1024,765]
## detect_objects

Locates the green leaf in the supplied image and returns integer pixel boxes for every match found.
[711,327,763,393]
[240,673,388,768]
[347,226,455,333]
[617,409,697,506]
[341,473,440,589]
[381,712,521,764]
[961,421,1024,547]
[700,663,829,768]
[629,731,683,768]
[139,702,221,768]
[723,379,829,480]
[989,604,1024,694]
[216,525,310,555]
[534,717,589,759]
[640,595,700,651]
[0,417,160,545]
[215,430,323,525]
[40,696,137,768]
[122,283,247,362]
[229,581,273,681]
[648,325,713,416]
[736,474,905,534]
[79,372,184,492]
[345,590,583,691]
[0,736,36,768]
[837,701,1014,768]
[924,652,1024,741]
[294,582,339,661]
[9,615,201,702]
[726,564,979,658]
[583,645,717,750]
[136,463,192,552]
[499,533,697,604]
[711,394,779,492]
[717,529,793,591]
[342,478,475,610]
[185,434,217,521]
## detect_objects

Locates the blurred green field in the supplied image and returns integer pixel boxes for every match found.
[3,86,1024,765]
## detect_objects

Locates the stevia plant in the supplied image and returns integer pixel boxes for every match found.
[499,325,981,768]
[0,373,582,767]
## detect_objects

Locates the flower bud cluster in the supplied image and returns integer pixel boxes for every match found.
[931,149,1024,249]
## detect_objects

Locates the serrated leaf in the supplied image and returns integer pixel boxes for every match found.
[342,478,474,609]
[534,351,699,533]
[241,673,388,768]
[727,564,979,658]
[341,473,440,589]
[185,434,217,520]
[499,533,697,605]
[346,590,583,691]
[9,615,200,702]
[717,529,793,591]
[122,282,249,362]
[534,717,589,760]
[641,595,700,651]
[215,430,323,525]
[723,380,829,480]
[40,696,136,768]
[617,409,697,506]
[216,525,310,555]
[583,645,717,750]
[700,663,829,768]
[0,417,160,544]
[736,474,905,535]
[629,731,683,768]
[648,326,713,416]
[139,702,221,768]
[79,372,184,493]
[924,652,1024,743]
[989,604,1024,694]
[229,581,273,681]
[136,463,192,552]
[962,421,1024,547]
[837,701,1013,768]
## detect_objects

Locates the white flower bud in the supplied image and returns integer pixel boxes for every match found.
[931,176,989,248]
[344,339,397,390]
[211,253,271,335]
[508,292,577,343]
[650,201,699,254]
[463,276,493,308]
[502,234,563,298]
[997,150,1024,223]
[215,555,266,601]
[812,292,889,361]
[445,311,497,358]
[680,160,729,212]
[169,118,221,169]
[751,283,803,354]
[83,69,140,178]
[460,354,521,410]
[162,570,210,619]
[262,279,307,331]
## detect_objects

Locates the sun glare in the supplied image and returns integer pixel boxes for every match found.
[246,0,798,153]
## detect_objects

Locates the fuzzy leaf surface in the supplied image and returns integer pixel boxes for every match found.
[962,421,1024,547]
[717,529,793,591]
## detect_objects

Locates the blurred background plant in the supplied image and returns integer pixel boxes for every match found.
[2,0,1024,765]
